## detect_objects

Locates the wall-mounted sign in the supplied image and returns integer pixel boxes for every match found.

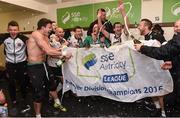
[163,0,180,22]
[57,0,141,29]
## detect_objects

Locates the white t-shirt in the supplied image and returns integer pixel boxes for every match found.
[69,35,84,47]
[109,32,128,45]
[143,39,161,47]
[47,39,62,67]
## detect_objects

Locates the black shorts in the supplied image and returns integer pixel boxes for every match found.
[27,63,56,103]
[48,66,62,77]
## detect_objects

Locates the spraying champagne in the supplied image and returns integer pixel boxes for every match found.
[119,0,141,44]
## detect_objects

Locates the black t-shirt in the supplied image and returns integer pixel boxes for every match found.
[87,19,114,36]
[145,31,166,44]
[48,30,55,39]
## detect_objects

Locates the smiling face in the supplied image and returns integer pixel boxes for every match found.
[52,22,57,31]
[138,19,152,36]
[37,18,53,36]
[55,28,64,40]
[92,24,99,36]
[8,25,19,38]
[74,28,83,39]
[114,23,122,35]
[138,21,147,35]
[42,23,52,36]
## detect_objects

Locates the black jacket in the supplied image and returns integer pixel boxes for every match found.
[141,32,180,87]
[0,33,28,63]
[140,32,180,60]
[145,31,166,44]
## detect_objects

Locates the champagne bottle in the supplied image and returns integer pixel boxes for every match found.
[131,35,141,44]
[56,45,68,67]
[56,57,66,67]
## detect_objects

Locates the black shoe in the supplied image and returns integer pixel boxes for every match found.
[150,108,161,117]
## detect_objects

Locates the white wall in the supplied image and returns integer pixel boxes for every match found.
[141,0,162,23]
[162,27,174,40]
[0,11,47,33]
[0,0,48,13]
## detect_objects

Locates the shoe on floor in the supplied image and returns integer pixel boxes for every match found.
[53,103,67,112]
[21,104,31,113]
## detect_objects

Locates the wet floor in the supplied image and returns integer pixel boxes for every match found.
[0,72,180,117]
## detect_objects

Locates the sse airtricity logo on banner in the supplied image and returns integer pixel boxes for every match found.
[82,53,97,70]
[99,52,129,83]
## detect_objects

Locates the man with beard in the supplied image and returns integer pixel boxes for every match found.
[136,18,167,117]
[134,19,180,116]
[87,8,113,37]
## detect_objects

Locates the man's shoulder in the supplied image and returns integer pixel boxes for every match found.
[85,36,92,40]
[173,32,180,44]
[176,32,180,37]
[31,31,44,39]
[69,35,76,41]
[109,33,115,37]
[109,33,116,40]
[90,19,98,25]
[18,33,29,41]
[32,31,40,35]
[0,33,10,40]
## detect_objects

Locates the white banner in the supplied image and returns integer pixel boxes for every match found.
[62,41,173,102]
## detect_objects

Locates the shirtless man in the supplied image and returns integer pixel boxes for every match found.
[27,18,71,118]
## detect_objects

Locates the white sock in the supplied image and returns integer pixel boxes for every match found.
[36,114,41,118]
[55,98,61,105]
[56,83,62,92]
[154,101,160,109]
[161,110,166,117]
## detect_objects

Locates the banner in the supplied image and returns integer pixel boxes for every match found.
[57,0,141,29]
[163,0,180,22]
[62,41,173,102]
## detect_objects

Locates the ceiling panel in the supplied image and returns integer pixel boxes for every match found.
[0,1,41,13]
[0,0,78,13]
[34,0,77,4]
[34,0,57,4]
[0,1,25,13]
